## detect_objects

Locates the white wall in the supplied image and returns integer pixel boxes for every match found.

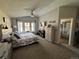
[0,10,11,28]
[59,6,77,19]
[39,6,78,45]
[11,16,39,32]
[0,10,12,34]
[76,8,79,32]
[39,8,59,42]
[39,8,59,27]
[59,6,77,46]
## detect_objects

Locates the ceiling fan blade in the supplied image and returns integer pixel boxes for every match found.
[24,7,39,17]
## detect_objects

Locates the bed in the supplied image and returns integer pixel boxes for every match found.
[11,32,38,48]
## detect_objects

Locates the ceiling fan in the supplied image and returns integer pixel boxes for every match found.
[25,8,37,17]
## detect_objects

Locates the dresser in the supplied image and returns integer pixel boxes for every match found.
[45,27,55,42]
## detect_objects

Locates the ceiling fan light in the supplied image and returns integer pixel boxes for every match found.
[30,15,34,17]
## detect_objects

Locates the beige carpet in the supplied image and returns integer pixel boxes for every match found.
[12,39,79,59]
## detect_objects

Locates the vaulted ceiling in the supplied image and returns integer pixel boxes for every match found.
[0,0,55,17]
[0,0,79,17]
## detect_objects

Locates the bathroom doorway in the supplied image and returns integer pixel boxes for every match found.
[59,19,72,45]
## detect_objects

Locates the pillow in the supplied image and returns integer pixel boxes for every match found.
[14,34,21,39]
[2,37,12,43]
[11,36,18,41]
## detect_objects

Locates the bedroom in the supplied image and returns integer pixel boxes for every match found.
[0,0,79,59]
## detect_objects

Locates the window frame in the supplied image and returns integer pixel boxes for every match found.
[17,21,35,33]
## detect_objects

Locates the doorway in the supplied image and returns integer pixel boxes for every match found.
[59,19,72,45]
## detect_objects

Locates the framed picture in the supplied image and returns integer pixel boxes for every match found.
[3,17,5,22]
[44,21,47,26]
[49,20,56,23]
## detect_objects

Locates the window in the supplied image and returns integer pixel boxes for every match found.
[18,21,23,32]
[25,23,30,31]
[17,21,35,33]
[31,22,35,31]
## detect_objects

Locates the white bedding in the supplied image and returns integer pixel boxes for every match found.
[12,32,38,48]
[19,32,37,40]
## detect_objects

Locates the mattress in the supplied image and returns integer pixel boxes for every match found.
[19,33,37,44]
[12,32,38,48]
[19,32,37,39]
